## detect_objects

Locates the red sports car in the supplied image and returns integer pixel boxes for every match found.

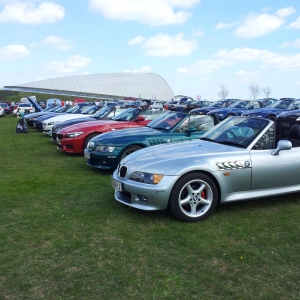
[56,108,165,154]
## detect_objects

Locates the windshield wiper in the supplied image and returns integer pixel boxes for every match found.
[218,140,246,148]
[152,126,169,131]
[199,137,218,143]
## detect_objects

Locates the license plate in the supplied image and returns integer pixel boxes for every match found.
[57,139,61,145]
[112,179,122,192]
[281,122,289,127]
[84,151,90,159]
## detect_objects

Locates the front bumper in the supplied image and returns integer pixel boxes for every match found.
[111,169,178,211]
[84,150,119,170]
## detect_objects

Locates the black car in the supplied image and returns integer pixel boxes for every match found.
[190,99,239,115]
[257,98,278,107]
[277,110,300,137]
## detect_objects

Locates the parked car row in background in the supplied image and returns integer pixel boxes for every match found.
[4,95,300,223]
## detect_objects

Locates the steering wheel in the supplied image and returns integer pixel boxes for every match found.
[226,130,238,140]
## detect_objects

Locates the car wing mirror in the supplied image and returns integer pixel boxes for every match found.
[271,140,292,155]
[136,115,145,121]
[185,126,197,136]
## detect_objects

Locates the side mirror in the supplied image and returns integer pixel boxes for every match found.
[135,115,145,122]
[271,140,292,155]
[294,106,299,110]
[185,127,197,136]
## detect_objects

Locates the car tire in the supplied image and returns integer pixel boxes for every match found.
[83,133,100,150]
[169,172,218,222]
[120,145,142,162]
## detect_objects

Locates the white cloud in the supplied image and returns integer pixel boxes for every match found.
[236,70,261,76]
[44,55,91,73]
[233,7,295,38]
[138,33,197,57]
[279,39,300,48]
[124,66,152,73]
[176,47,300,75]
[288,16,300,29]
[275,7,296,18]
[192,27,204,36]
[0,44,30,60]
[42,36,75,50]
[215,22,238,30]
[0,2,65,24]
[128,36,145,45]
[88,0,200,26]
[215,48,275,61]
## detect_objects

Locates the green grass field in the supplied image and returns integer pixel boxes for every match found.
[1,115,300,299]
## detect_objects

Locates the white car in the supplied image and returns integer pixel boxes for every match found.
[149,101,164,109]
[42,104,101,134]
[13,103,35,116]
[0,105,4,116]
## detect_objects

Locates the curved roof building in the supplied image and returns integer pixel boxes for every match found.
[2,72,174,101]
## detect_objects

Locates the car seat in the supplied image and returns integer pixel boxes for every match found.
[288,124,300,147]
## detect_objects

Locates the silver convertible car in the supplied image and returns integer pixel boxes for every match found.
[111,116,300,222]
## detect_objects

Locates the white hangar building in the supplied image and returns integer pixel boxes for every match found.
[2,72,174,102]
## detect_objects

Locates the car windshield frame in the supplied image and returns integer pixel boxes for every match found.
[200,116,271,149]
[228,101,248,108]
[147,112,187,131]
[267,99,293,109]
[112,108,141,121]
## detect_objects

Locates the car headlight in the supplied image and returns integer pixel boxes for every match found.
[94,145,115,152]
[129,171,164,184]
[66,131,84,138]
[218,114,223,117]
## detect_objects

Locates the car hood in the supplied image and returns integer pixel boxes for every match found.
[27,96,43,112]
[91,126,162,144]
[59,120,122,133]
[210,108,246,114]
[120,139,247,176]
[55,117,96,127]
[45,113,92,123]
[278,111,300,118]
[247,108,285,115]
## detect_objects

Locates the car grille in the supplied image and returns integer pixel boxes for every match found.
[118,165,127,178]
[57,134,63,139]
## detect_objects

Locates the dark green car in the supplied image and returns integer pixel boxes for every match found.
[84,112,215,170]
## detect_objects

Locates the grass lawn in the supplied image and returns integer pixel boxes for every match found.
[1,115,300,299]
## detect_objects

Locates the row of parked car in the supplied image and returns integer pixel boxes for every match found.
[11,96,300,223]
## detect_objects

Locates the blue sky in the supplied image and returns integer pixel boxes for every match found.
[1,0,300,100]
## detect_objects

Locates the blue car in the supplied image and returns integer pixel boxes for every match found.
[208,100,262,122]
[34,103,91,131]
[242,98,300,120]
[190,99,239,116]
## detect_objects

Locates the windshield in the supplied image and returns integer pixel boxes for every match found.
[267,99,292,109]
[211,100,226,108]
[112,108,141,121]
[147,112,187,130]
[229,101,248,108]
[81,105,101,114]
[200,117,270,148]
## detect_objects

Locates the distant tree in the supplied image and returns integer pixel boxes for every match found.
[248,82,260,100]
[261,86,271,98]
[218,84,229,99]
